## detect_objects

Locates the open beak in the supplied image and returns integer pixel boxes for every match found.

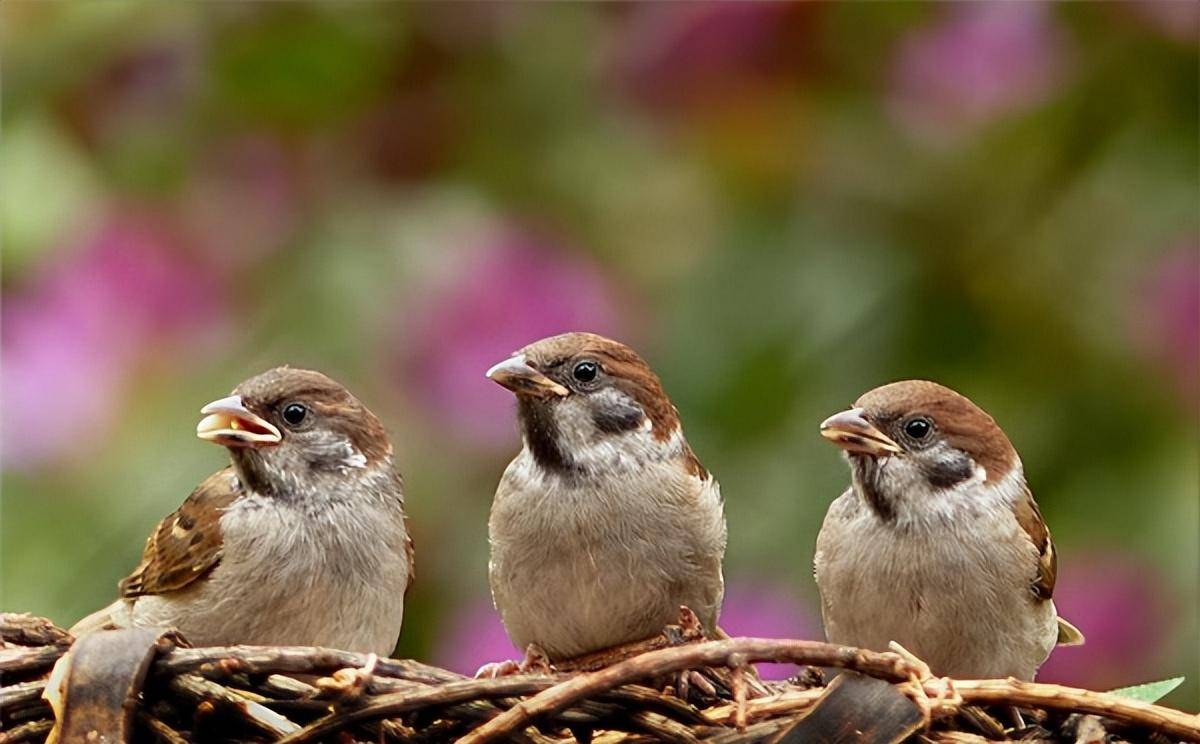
[486,355,569,399]
[820,408,901,457]
[196,395,282,447]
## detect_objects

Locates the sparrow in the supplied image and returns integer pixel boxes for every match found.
[814,380,1083,681]
[485,332,726,662]
[71,367,412,656]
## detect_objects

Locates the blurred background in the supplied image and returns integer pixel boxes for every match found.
[2,1,1197,707]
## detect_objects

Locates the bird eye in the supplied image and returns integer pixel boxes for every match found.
[904,417,932,439]
[572,361,599,382]
[282,403,308,427]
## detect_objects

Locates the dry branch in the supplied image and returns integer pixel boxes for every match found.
[2,613,1196,744]
[456,638,918,743]
[938,678,1200,741]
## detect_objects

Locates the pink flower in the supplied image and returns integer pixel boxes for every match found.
[1134,243,1200,406]
[2,291,126,471]
[890,2,1070,141]
[431,596,520,676]
[2,217,226,469]
[1038,553,1173,690]
[398,230,626,448]
[717,581,824,680]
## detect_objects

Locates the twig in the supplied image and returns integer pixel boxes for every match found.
[275,675,561,743]
[957,705,1006,738]
[625,709,703,743]
[599,684,711,725]
[702,716,801,743]
[0,680,45,710]
[457,637,917,744]
[941,679,1200,742]
[920,734,992,744]
[138,711,190,744]
[159,645,461,685]
[5,616,1197,743]
[0,646,67,674]
[552,620,705,674]
[703,687,825,725]
[168,673,300,737]
[0,613,73,647]
[730,657,747,731]
[0,719,54,744]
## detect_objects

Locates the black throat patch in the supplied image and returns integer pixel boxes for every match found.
[229,448,280,498]
[850,455,896,523]
[517,398,577,475]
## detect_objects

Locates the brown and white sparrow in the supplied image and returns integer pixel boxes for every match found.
[71,367,412,656]
[814,380,1083,680]
[485,332,726,662]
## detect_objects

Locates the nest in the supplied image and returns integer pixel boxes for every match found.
[2,613,1196,744]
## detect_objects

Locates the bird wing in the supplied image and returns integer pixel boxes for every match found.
[1013,485,1057,601]
[683,469,725,633]
[118,468,242,597]
[1013,486,1085,645]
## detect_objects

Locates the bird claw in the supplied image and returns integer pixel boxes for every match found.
[677,606,704,637]
[887,642,942,728]
[474,643,553,679]
[474,660,521,679]
[520,643,553,675]
[791,666,826,689]
[887,640,932,682]
[316,653,378,705]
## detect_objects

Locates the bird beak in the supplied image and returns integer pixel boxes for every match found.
[820,408,902,457]
[486,355,569,399]
[196,395,282,447]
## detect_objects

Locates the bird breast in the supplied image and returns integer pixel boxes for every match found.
[489,447,726,659]
[814,472,1058,679]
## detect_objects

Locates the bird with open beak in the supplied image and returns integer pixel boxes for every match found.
[71,367,412,655]
[483,332,727,666]
[814,380,1083,680]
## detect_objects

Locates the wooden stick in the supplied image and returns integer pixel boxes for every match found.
[138,711,190,744]
[0,719,54,744]
[168,674,300,737]
[0,680,45,710]
[942,679,1200,742]
[704,687,825,725]
[275,676,561,744]
[0,646,66,674]
[0,613,73,647]
[159,645,462,685]
[457,637,917,744]
[6,616,1197,743]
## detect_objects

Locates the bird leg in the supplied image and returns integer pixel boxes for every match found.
[316,653,378,708]
[553,608,709,674]
[668,606,734,704]
[474,643,552,679]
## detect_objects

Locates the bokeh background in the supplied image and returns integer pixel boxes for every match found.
[2,1,1197,707]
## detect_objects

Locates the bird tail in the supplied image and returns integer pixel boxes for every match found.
[1056,616,1085,646]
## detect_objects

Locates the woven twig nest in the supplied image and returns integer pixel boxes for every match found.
[1,613,1196,743]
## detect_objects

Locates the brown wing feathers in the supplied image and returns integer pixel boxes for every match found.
[119,468,241,597]
[1013,486,1056,602]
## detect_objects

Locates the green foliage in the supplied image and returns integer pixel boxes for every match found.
[1108,677,1186,704]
